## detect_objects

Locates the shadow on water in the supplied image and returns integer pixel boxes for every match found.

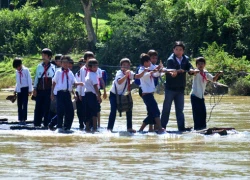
[0,92,250,179]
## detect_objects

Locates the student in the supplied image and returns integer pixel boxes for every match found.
[33,48,55,127]
[54,54,62,71]
[82,51,107,128]
[51,55,83,132]
[84,59,102,132]
[13,58,33,125]
[107,58,148,133]
[161,41,195,131]
[75,58,86,130]
[138,54,165,134]
[147,49,160,132]
[191,57,222,130]
[48,54,62,128]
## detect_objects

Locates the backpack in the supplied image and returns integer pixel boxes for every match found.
[100,70,107,89]
[134,66,141,86]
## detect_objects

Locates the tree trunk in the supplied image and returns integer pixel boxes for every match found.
[80,0,97,51]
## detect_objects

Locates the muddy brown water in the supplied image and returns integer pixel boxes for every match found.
[0,92,249,179]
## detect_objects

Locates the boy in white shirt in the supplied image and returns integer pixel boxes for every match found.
[75,58,86,130]
[33,48,55,127]
[51,55,83,132]
[82,51,107,128]
[84,59,102,132]
[13,58,33,125]
[190,57,222,130]
[138,54,165,134]
[107,58,148,133]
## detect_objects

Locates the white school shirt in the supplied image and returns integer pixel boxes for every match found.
[85,71,99,95]
[110,70,135,95]
[53,68,77,93]
[15,66,33,93]
[78,66,87,96]
[75,70,81,93]
[139,66,161,93]
[33,62,55,89]
[53,67,62,94]
[97,68,103,89]
[190,70,214,99]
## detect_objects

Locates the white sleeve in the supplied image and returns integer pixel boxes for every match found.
[27,69,33,92]
[53,71,59,83]
[33,66,39,89]
[98,68,103,78]
[206,72,214,82]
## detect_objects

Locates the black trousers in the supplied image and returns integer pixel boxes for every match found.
[17,87,29,121]
[56,91,74,130]
[191,95,207,130]
[34,89,51,126]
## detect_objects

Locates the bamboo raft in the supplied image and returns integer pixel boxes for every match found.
[0,118,235,135]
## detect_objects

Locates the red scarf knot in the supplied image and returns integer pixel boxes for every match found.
[200,71,207,82]
[18,69,23,84]
[62,68,69,83]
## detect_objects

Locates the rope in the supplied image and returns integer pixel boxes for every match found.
[206,82,224,123]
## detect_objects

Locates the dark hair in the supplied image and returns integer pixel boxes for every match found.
[140,53,151,65]
[83,51,95,60]
[173,41,185,50]
[69,58,74,65]
[51,60,56,66]
[196,57,206,65]
[87,58,98,67]
[147,49,158,57]
[42,48,52,57]
[78,57,85,65]
[120,58,131,66]
[55,54,62,61]
[60,55,71,62]
[13,57,22,68]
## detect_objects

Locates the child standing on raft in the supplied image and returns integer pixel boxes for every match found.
[13,58,33,125]
[84,59,102,132]
[190,57,222,130]
[107,58,147,133]
[51,55,83,132]
[138,54,165,134]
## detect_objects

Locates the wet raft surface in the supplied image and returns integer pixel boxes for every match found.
[0,92,250,179]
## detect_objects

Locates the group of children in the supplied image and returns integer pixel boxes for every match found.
[12,41,222,133]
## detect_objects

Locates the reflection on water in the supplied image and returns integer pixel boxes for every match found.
[0,92,250,179]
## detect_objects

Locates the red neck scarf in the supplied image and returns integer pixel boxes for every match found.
[200,71,207,82]
[18,69,23,84]
[62,68,69,83]
[43,64,49,83]
[123,71,131,91]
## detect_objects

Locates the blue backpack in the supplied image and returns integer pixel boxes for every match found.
[100,70,107,89]
[134,66,141,86]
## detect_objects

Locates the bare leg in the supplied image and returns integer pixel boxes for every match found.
[155,117,165,133]
[97,112,100,128]
[139,122,147,132]
[148,124,154,132]
[92,116,98,132]
[85,122,90,132]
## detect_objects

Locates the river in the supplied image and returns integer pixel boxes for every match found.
[0,92,249,179]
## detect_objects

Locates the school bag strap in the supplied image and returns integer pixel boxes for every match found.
[36,63,52,90]
[115,79,128,117]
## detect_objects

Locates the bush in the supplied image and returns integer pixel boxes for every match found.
[200,42,250,87]
[230,77,250,96]
[0,5,88,56]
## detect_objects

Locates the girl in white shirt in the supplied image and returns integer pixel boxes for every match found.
[13,58,33,125]
[190,57,222,130]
